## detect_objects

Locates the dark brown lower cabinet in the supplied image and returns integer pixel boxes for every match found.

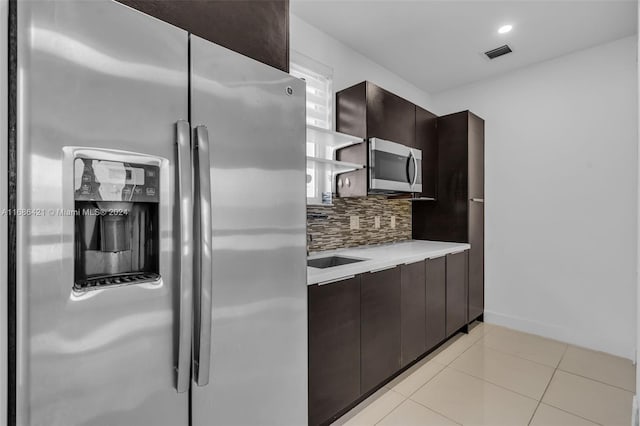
[361,266,401,393]
[309,250,472,424]
[308,276,361,426]
[446,251,468,336]
[400,261,426,367]
[425,256,446,349]
[468,202,484,321]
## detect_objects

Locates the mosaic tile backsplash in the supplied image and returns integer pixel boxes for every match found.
[307,195,412,253]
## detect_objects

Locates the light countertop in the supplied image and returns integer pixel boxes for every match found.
[307,240,471,286]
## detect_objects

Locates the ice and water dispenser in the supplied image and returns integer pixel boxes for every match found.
[74,157,160,292]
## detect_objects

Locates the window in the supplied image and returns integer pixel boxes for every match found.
[290,51,334,204]
[290,52,333,129]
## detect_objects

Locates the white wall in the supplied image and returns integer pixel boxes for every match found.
[434,36,638,359]
[290,14,435,125]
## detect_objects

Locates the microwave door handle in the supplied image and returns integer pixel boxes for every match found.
[411,151,418,186]
[175,120,193,393]
[194,125,213,387]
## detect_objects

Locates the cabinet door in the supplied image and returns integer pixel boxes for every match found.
[361,267,401,392]
[425,257,446,350]
[401,261,426,367]
[468,202,484,321]
[415,106,438,199]
[366,83,416,147]
[336,82,367,139]
[413,112,469,242]
[116,0,289,72]
[446,251,468,336]
[308,277,361,426]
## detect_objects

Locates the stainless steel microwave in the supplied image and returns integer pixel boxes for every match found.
[369,138,422,193]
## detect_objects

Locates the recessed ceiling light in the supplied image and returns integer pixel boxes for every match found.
[498,25,513,34]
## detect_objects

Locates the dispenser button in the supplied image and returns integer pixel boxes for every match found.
[146,187,155,196]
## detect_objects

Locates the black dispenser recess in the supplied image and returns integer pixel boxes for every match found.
[73,157,160,292]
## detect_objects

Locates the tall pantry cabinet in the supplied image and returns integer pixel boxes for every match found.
[413,111,485,322]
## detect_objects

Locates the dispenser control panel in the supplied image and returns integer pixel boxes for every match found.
[74,158,160,203]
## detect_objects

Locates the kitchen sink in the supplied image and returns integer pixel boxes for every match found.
[307,256,366,269]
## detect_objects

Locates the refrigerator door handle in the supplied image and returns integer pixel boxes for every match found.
[175,120,194,393]
[194,125,213,386]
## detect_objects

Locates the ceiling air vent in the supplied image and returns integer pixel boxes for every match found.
[485,45,512,60]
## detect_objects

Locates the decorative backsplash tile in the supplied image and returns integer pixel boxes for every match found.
[307,195,412,253]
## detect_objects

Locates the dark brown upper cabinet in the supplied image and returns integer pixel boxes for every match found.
[360,266,401,393]
[116,0,289,72]
[336,81,415,145]
[335,81,437,197]
[415,106,438,200]
[308,276,361,426]
[413,111,485,323]
[366,83,416,147]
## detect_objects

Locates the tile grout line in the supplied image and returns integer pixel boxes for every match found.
[387,323,490,396]
[442,363,540,403]
[539,370,634,424]
[368,388,406,426]
[478,341,566,369]
[464,338,563,370]
[392,361,448,399]
[554,367,636,394]
[344,388,405,426]
[527,344,569,426]
[477,328,569,369]
[372,397,406,426]
[375,327,493,426]
[388,324,548,426]
[539,402,605,426]
[333,387,396,425]
[406,393,464,426]
[354,324,491,426]
[435,330,486,366]
[405,356,599,426]
[481,330,636,392]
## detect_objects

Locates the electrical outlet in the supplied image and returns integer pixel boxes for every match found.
[350,215,359,230]
[374,216,381,229]
[390,215,396,229]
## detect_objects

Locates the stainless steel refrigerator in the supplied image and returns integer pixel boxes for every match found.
[11,1,308,425]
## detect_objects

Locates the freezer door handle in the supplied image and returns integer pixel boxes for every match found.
[175,120,194,393]
[194,125,213,386]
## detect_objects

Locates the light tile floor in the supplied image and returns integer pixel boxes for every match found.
[331,323,635,426]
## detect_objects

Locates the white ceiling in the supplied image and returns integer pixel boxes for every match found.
[291,0,638,93]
